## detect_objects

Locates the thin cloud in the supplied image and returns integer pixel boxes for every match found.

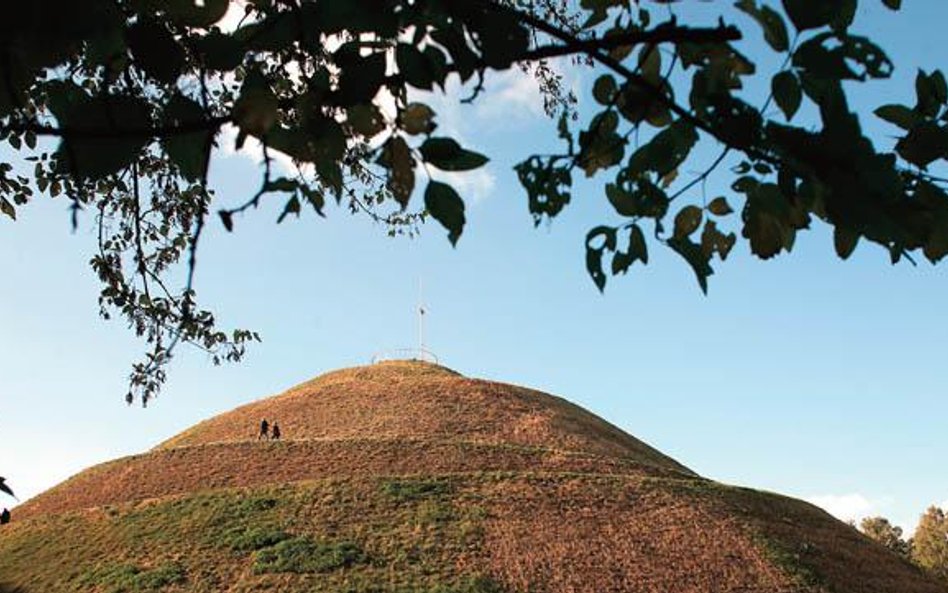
[806,493,875,523]
[429,168,497,204]
[475,68,548,120]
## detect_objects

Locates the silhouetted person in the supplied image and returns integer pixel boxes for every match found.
[258,419,269,440]
[0,508,9,525]
[271,422,281,440]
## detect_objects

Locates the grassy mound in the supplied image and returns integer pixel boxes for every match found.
[3,361,943,593]
[154,361,691,474]
[3,473,941,593]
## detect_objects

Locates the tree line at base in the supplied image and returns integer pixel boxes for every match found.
[858,505,948,582]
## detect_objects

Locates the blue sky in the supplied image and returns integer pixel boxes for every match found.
[1,1,947,534]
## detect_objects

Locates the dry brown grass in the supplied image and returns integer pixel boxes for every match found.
[15,439,688,519]
[5,474,944,593]
[155,361,692,475]
[3,361,945,593]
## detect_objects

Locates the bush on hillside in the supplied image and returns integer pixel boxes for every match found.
[380,478,452,502]
[252,536,366,574]
[79,562,185,592]
[218,526,290,552]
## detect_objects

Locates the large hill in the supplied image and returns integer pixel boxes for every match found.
[0,360,942,592]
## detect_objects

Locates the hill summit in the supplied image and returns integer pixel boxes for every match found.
[1,361,942,592]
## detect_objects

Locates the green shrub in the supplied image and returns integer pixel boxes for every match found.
[232,496,278,515]
[416,500,456,525]
[79,562,185,592]
[252,536,366,574]
[754,535,823,587]
[217,526,290,552]
[133,564,186,591]
[413,576,507,593]
[380,478,452,502]
[335,575,505,593]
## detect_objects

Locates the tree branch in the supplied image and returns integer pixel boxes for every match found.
[479,0,780,166]
[0,115,231,140]
[521,23,741,63]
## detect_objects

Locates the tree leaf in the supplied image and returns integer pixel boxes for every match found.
[708,197,734,216]
[233,71,278,139]
[585,225,617,292]
[668,237,714,294]
[347,104,386,137]
[627,121,698,178]
[735,1,789,52]
[578,111,625,176]
[381,136,415,209]
[469,7,529,69]
[276,195,301,224]
[396,43,436,90]
[771,71,802,121]
[56,94,153,180]
[915,69,947,117]
[638,45,662,85]
[593,75,618,105]
[265,177,298,193]
[741,183,797,259]
[430,27,477,82]
[673,205,703,239]
[874,104,920,130]
[218,210,233,232]
[516,156,572,224]
[0,197,15,220]
[424,181,465,246]
[195,30,244,71]
[896,121,948,168]
[301,186,325,217]
[334,47,386,106]
[162,94,212,181]
[126,18,185,84]
[419,137,488,171]
[782,0,852,32]
[882,0,901,9]
[834,226,860,259]
[629,223,648,264]
[701,219,737,261]
[794,33,893,82]
[400,103,436,136]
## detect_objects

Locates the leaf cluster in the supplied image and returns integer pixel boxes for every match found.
[0,0,945,398]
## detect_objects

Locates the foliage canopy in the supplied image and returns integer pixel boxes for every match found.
[859,516,911,558]
[0,0,946,401]
[912,506,948,582]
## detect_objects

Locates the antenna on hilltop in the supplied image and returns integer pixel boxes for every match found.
[418,277,426,354]
[371,276,438,365]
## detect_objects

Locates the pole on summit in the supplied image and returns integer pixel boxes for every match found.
[418,278,426,357]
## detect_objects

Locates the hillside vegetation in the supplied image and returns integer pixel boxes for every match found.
[1,361,943,592]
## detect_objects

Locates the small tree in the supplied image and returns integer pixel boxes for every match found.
[912,506,948,582]
[859,516,910,557]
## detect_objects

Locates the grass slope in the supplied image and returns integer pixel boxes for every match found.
[154,361,692,475]
[16,439,686,519]
[3,473,944,593]
[2,361,944,592]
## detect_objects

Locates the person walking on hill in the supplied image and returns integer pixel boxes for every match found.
[271,422,281,440]
[258,419,269,440]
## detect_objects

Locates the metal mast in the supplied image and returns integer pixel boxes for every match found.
[417,278,426,355]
